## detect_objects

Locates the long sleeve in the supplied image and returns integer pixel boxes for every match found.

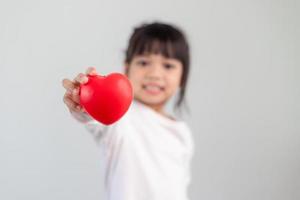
[70,110,109,145]
[185,146,194,187]
[184,132,195,188]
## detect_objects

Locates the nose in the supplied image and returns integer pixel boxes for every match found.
[146,64,163,80]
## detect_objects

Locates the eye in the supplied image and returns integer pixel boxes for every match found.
[164,63,175,69]
[137,60,149,67]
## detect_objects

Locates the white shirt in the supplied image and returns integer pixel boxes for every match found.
[71,100,195,200]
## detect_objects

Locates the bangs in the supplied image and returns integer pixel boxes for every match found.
[125,23,189,67]
[133,38,176,59]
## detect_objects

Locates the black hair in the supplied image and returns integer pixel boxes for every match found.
[124,22,190,111]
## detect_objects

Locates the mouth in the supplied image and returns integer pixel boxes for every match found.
[142,84,164,95]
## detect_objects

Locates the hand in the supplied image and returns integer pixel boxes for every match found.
[62,67,98,114]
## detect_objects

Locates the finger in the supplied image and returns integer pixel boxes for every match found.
[64,88,77,100]
[63,93,80,111]
[86,67,98,75]
[74,73,89,85]
[62,79,76,92]
[76,104,86,113]
[72,88,81,104]
[64,93,85,112]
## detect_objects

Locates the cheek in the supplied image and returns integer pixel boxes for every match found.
[127,68,144,88]
[166,71,182,89]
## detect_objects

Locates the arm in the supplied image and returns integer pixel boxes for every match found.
[70,110,109,145]
[184,130,195,187]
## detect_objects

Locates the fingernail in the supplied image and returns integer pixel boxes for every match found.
[73,89,78,94]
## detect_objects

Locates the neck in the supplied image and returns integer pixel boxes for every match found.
[136,100,174,120]
[149,104,164,114]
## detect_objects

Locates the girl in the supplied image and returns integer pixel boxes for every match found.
[62,22,194,200]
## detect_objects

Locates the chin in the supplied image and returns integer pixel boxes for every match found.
[138,96,168,107]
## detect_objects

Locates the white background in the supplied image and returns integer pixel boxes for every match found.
[0,0,299,199]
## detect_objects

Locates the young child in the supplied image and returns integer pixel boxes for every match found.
[62,22,195,200]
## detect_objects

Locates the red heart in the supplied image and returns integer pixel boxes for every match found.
[79,73,133,125]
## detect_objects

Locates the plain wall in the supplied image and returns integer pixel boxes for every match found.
[0,0,299,199]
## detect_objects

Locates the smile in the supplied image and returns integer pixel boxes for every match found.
[142,84,164,94]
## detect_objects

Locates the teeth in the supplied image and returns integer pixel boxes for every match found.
[144,85,161,91]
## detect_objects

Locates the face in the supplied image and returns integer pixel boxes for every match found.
[125,53,183,112]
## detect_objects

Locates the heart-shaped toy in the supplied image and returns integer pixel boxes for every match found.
[79,73,133,125]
